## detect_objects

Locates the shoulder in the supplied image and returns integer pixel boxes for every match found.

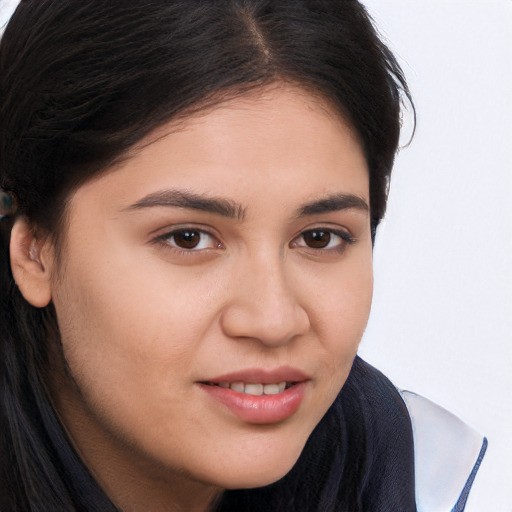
[399,390,487,512]
[345,358,486,512]
[341,358,417,510]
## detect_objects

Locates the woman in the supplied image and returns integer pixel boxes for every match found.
[0,1,486,511]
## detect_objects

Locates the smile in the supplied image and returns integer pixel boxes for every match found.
[205,381,293,395]
[200,381,307,424]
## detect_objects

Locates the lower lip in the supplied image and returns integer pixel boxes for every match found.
[199,382,307,424]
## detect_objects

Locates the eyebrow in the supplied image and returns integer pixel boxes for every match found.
[125,189,368,221]
[296,193,369,217]
[125,189,246,221]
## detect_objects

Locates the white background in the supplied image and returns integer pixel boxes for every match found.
[359,1,512,511]
[1,1,511,510]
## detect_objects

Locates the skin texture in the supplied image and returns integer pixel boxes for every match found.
[11,85,373,512]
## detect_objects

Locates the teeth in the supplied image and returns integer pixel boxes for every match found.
[245,383,264,396]
[230,382,245,393]
[215,381,290,395]
[262,383,280,395]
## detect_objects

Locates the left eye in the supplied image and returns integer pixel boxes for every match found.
[161,229,217,250]
[294,229,352,250]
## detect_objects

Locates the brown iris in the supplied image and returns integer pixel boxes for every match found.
[173,230,201,249]
[302,230,332,249]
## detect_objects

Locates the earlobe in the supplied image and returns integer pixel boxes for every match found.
[10,217,53,308]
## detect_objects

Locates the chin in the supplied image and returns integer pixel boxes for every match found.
[206,444,304,490]
[222,466,295,490]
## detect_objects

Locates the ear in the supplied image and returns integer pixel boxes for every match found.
[10,217,53,308]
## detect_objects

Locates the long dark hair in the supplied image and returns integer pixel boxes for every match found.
[0,1,413,511]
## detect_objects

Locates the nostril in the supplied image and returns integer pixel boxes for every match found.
[220,301,310,347]
[219,264,310,345]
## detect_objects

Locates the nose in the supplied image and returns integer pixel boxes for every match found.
[220,255,311,347]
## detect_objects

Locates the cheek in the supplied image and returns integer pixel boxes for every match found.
[50,249,225,467]
[305,251,373,382]
[51,245,198,401]
[308,248,373,326]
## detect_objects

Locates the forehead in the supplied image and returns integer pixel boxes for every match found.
[68,84,369,217]
[134,83,355,150]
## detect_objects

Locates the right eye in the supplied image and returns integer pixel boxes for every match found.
[157,228,220,251]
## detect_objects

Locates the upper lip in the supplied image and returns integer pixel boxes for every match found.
[202,366,310,384]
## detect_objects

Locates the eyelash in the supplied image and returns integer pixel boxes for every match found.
[292,228,356,252]
[153,227,355,255]
[154,228,221,254]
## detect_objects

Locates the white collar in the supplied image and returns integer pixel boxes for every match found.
[400,390,486,512]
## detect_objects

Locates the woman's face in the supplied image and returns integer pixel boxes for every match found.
[47,85,373,500]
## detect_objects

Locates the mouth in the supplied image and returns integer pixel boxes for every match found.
[201,381,296,396]
[198,368,309,424]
